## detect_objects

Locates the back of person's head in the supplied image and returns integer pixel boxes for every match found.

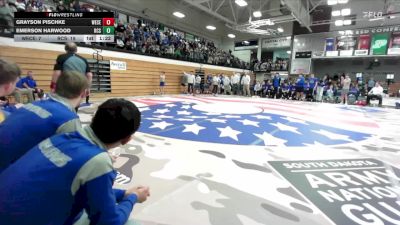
[55,71,88,99]
[91,99,141,144]
[65,42,77,54]
[0,58,21,96]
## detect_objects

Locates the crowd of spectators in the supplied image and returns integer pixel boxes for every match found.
[253,58,289,72]
[110,19,249,69]
[0,0,249,69]
[183,71,384,106]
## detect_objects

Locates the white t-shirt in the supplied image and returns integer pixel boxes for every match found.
[195,75,201,84]
[212,76,220,85]
[223,77,230,86]
[369,86,383,95]
[187,74,195,84]
[241,75,251,85]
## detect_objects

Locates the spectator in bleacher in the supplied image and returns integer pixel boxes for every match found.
[0,58,21,123]
[51,42,92,109]
[367,82,383,106]
[21,71,44,100]
[0,71,88,172]
[0,0,14,32]
[0,98,150,225]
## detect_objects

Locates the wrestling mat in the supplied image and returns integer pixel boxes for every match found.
[78,95,400,225]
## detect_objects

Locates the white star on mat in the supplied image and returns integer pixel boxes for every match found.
[165,104,176,108]
[181,105,191,109]
[312,129,352,141]
[252,115,272,120]
[271,122,301,134]
[223,115,241,118]
[217,126,242,141]
[177,110,192,115]
[175,118,194,122]
[238,119,259,127]
[145,118,162,121]
[155,115,173,119]
[203,112,221,116]
[284,117,308,125]
[253,132,287,146]
[139,107,150,112]
[188,116,208,119]
[154,108,170,114]
[150,121,174,130]
[207,118,227,123]
[182,123,206,135]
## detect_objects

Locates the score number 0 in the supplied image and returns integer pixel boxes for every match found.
[102,18,115,26]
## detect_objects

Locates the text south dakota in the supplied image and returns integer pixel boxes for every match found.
[16,28,72,34]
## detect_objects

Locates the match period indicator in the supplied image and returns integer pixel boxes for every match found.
[13,12,115,42]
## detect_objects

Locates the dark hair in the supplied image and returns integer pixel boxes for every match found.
[91,99,141,144]
[65,42,77,53]
[0,58,21,85]
[55,71,89,98]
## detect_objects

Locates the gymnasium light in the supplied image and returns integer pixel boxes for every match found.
[235,0,248,7]
[206,25,216,30]
[253,11,262,17]
[343,19,352,25]
[277,27,284,32]
[341,8,351,16]
[228,34,236,38]
[327,0,338,5]
[335,20,343,26]
[338,0,349,4]
[173,12,185,18]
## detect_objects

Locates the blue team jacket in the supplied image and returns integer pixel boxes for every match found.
[0,94,80,172]
[0,126,137,225]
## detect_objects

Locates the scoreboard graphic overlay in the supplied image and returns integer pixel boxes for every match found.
[14,12,115,42]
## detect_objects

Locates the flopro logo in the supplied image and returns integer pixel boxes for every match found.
[373,39,387,48]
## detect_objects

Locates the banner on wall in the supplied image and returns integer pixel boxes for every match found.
[262,37,291,49]
[371,33,389,55]
[269,158,400,225]
[110,60,127,70]
[336,36,357,51]
[388,32,400,55]
[358,34,371,50]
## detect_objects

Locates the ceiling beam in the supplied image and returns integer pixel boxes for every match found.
[309,0,323,13]
[229,0,238,23]
[215,0,226,12]
[184,0,237,24]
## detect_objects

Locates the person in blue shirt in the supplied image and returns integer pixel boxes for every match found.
[0,71,88,172]
[0,58,21,123]
[295,74,305,100]
[0,98,150,225]
[289,82,297,100]
[281,81,290,99]
[308,74,318,101]
[272,73,281,98]
[303,80,312,101]
[21,71,44,100]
